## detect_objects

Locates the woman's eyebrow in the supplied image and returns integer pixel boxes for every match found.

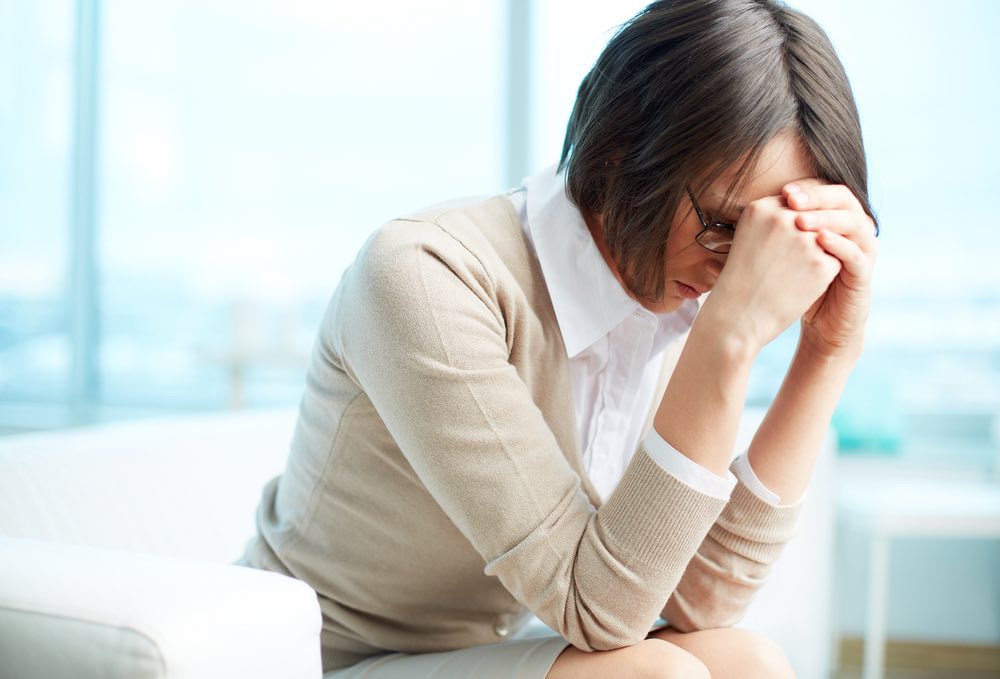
[708,192,746,211]
[709,196,745,221]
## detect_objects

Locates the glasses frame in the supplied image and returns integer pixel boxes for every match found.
[686,187,736,254]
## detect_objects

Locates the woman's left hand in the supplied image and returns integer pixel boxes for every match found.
[782,179,878,361]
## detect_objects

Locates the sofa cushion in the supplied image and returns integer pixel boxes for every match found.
[0,408,296,561]
[0,536,322,679]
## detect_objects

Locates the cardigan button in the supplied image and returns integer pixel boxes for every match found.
[493,620,510,637]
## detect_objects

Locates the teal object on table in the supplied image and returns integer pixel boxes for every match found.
[832,373,903,455]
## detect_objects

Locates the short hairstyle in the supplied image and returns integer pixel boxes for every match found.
[558,0,877,303]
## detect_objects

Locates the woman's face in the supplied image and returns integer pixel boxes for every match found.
[588,132,816,314]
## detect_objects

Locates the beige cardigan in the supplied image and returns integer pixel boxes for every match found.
[241,195,802,672]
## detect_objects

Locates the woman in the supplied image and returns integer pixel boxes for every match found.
[239,1,878,676]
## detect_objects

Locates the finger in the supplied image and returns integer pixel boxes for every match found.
[796,210,877,253]
[732,195,786,227]
[784,182,853,210]
[816,228,872,284]
[783,182,873,229]
[781,178,825,208]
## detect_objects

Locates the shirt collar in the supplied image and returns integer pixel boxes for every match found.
[523,164,699,358]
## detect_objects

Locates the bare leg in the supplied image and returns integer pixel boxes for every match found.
[545,637,710,679]
[648,626,796,679]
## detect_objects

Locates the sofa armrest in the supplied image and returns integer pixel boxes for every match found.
[0,537,322,679]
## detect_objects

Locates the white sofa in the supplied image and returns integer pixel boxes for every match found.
[0,407,835,679]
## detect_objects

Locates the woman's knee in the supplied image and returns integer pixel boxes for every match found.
[707,628,794,679]
[546,638,710,679]
[737,631,796,679]
[635,639,711,679]
[649,626,795,679]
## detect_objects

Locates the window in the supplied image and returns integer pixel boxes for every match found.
[1,0,505,425]
[4,0,998,472]
[0,2,74,421]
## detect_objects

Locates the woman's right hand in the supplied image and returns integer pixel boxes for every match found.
[703,194,842,352]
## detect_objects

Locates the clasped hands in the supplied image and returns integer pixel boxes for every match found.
[709,179,878,362]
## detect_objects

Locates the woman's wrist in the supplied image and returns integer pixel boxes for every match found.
[695,294,765,363]
[652,303,759,475]
[796,322,865,367]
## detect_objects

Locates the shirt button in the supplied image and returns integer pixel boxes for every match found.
[493,620,510,637]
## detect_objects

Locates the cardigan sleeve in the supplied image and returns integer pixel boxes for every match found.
[660,461,803,631]
[333,218,732,651]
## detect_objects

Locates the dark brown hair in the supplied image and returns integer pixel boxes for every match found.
[558,0,877,303]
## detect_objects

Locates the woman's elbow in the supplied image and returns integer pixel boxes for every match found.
[555,610,654,652]
[661,596,745,633]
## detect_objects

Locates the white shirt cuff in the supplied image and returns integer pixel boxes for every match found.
[732,451,807,508]
[642,429,737,502]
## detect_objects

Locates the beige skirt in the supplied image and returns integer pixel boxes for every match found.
[323,635,571,679]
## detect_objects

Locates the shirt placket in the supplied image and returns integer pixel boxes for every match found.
[588,311,657,501]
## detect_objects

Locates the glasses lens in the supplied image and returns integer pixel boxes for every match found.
[697,227,733,254]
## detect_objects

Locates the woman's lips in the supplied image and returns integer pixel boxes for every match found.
[676,281,702,299]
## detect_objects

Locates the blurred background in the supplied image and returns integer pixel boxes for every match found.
[2,0,998,676]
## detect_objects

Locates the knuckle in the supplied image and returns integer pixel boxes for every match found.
[777,209,799,232]
[798,233,822,257]
[743,199,765,221]
[810,250,835,275]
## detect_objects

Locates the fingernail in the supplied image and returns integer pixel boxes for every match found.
[793,191,809,205]
[800,214,817,227]
[785,184,800,194]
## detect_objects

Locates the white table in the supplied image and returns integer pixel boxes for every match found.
[837,479,1000,679]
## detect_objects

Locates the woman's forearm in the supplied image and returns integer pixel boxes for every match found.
[746,334,858,503]
[652,302,759,476]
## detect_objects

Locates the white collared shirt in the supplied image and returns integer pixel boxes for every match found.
[508,165,784,506]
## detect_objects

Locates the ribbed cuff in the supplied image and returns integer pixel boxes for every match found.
[598,446,727,567]
[709,459,805,563]
[643,429,737,502]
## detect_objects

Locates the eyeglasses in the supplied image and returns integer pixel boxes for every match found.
[686,187,736,254]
